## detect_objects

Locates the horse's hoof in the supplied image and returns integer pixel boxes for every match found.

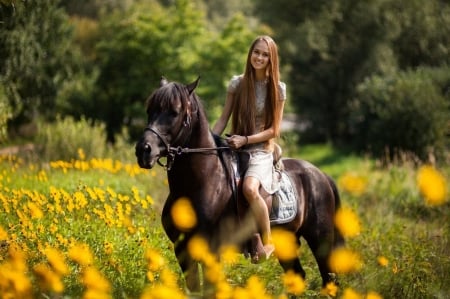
[252,244,274,263]
[263,244,275,259]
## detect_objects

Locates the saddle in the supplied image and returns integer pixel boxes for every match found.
[229,144,298,225]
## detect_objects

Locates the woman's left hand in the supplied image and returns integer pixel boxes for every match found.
[226,135,247,149]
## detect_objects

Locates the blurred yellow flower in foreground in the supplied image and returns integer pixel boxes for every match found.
[145,248,165,271]
[141,284,187,299]
[339,173,367,196]
[68,243,94,266]
[321,281,338,297]
[366,291,383,299]
[342,287,363,299]
[33,263,64,293]
[328,247,362,274]
[272,228,298,261]
[334,207,361,238]
[0,225,7,240]
[171,197,197,231]
[187,235,210,261]
[82,267,111,293]
[43,246,69,275]
[282,270,306,295]
[219,245,240,265]
[417,165,448,205]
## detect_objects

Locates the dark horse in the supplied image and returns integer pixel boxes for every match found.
[135,78,344,293]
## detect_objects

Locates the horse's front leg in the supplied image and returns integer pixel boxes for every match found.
[173,238,201,293]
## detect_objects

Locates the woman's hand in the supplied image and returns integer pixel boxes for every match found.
[226,135,248,149]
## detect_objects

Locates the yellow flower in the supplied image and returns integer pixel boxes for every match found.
[246,275,271,299]
[272,228,298,261]
[140,284,187,299]
[219,245,240,265]
[160,268,179,288]
[342,288,363,299]
[82,266,111,293]
[187,235,209,260]
[328,247,362,274]
[334,207,361,238]
[282,270,306,295]
[103,241,114,255]
[366,291,383,299]
[321,281,339,297]
[339,173,367,196]
[171,197,197,231]
[44,246,69,275]
[145,248,165,271]
[377,256,389,267]
[27,201,44,219]
[68,243,94,266]
[33,263,64,293]
[83,288,112,299]
[187,235,213,263]
[417,165,448,205]
[0,225,7,240]
[77,148,86,160]
[204,260,223,284]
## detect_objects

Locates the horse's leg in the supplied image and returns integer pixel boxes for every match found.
[303,227,337,287]
[174,238,202,293]
[278,237,306,279]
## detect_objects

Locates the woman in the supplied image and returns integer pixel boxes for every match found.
[212,35,286,260]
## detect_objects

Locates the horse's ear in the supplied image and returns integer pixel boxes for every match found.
[160,76,169,86]
[186,76,200,95]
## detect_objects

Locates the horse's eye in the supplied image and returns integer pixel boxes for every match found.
[169,110,178,118]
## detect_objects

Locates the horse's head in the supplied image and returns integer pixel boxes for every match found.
[135,77,200,169]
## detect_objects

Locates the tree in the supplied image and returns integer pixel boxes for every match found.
[254,0,450,147]
[350,67,449,161]
[0,0,84,136]
[89,0,257,141]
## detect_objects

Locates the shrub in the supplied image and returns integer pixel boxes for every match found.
[36,116,109,161]
[349,67,449,162]
[0,85,13,143]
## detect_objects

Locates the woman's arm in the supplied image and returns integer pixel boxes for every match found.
[212,92,234,135]
[227,100,285,149]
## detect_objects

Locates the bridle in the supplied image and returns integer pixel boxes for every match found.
[143,112,229,171]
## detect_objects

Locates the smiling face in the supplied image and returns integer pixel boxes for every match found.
[250,40,270,73]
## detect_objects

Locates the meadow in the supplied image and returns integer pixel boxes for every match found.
[0,143,448,299]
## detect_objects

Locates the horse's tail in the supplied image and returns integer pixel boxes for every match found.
[327,175,345,248]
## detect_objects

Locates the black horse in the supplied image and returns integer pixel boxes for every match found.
[135,78,344,293]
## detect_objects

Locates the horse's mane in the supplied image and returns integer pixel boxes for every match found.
[145,81,202,119]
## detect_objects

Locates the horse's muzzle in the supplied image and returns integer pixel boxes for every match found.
[135,141,159,169]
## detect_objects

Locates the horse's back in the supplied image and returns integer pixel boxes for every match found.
[281,157,339,212]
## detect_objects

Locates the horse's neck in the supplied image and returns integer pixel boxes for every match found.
[187,111,216,148]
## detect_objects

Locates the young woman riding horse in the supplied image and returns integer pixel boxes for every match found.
[135,77,344,294]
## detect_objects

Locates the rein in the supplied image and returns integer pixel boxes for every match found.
[145,126,229,171]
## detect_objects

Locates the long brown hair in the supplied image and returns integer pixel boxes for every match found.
[231,35,282,137]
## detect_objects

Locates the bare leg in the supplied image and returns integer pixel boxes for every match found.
[243,176,274,258]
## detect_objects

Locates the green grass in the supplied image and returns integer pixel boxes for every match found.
[0,143,448,298]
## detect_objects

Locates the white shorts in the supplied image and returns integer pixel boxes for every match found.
[245,150,278,194]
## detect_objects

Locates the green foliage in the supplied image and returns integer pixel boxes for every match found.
[87,0,258,141]
[0,0,84,125]
[36,116,109,161]
[254,0,450,148]
[1,144,448,298]
[350,66,449,161]
[0,84,12,142]
[92,0,210,141]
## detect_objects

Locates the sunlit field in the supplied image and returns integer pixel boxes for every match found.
[0,147,448,298]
